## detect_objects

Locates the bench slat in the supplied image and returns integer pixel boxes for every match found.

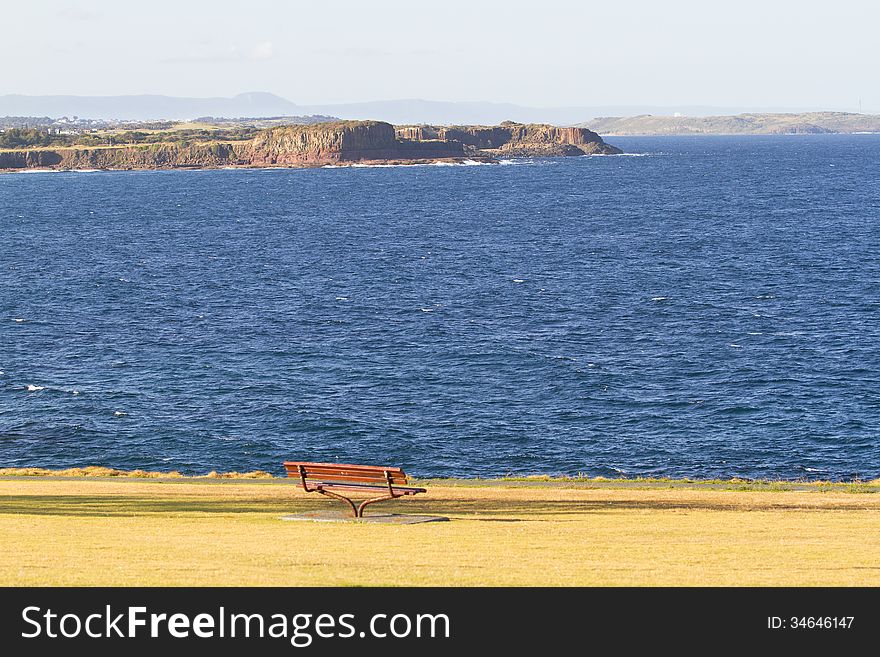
[287,465,406,479]
[285,469,407,484]
[312,483,426,495]
[283,462,409,484]
[291,472,408,485]
[283,461,404,474]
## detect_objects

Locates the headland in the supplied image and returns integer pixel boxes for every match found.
[0,120,621,171]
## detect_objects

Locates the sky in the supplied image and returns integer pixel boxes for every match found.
[4,0,879,112]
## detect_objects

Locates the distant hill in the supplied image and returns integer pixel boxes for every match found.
[0,93,831,125]
[290,100,757,126]
[583,113,880,135]
[0,92,300,121]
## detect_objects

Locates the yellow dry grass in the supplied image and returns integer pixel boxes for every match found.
[1,477,878,586]
[0,467,273,479]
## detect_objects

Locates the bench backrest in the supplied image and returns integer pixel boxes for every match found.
[283,461,409,485]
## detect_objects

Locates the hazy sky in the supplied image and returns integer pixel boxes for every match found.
[5,0,879,111]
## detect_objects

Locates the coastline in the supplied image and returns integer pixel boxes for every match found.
[0,156,498,174]
[2,467,878,491]
[0,119,620,172]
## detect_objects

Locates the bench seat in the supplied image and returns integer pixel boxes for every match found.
[307,481,426,495]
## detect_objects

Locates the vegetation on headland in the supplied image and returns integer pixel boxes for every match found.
[2,476,879,586]
[0,125,331,150]
[0,125,260,150]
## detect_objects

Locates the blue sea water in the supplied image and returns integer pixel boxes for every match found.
[1,135,879,479]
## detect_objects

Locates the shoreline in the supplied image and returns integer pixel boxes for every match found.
[2,467,878,491]
[0,155,498,173]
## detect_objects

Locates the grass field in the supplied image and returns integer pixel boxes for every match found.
[1,476,879,586]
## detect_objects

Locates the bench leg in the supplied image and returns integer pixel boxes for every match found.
[310,487,403,518]
[315,488,358,517]
[357,494,398,518]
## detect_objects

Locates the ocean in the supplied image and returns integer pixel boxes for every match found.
[2,135,879,479]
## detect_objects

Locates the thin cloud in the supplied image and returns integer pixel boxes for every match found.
[162,43,275,65]
[59,6,100,21]
[250,42,275,61]
[309,46,451,58]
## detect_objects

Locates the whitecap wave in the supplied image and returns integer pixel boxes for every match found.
[351,163,399,168]
[26,385,45,392]
[12,168,62,174]
[324,158,562,169]
[497,158,556,166]
[332,159,499,169]
[582,151,655,157]
[599,152,653,157]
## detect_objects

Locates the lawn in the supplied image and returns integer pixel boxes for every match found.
[1,477,878,586]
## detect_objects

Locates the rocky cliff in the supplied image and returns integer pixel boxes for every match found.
[0,120,621,170]
[397,121,622,155]
[0,142,238,169]
[241,121,467,164]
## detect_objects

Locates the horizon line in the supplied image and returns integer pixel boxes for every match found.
[0,92,873,115]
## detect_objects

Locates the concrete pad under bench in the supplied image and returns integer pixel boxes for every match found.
[280,510,448,524]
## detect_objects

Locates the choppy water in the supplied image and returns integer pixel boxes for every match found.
[2,135,879,479]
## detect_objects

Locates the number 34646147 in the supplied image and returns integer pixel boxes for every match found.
[768,617,854,629]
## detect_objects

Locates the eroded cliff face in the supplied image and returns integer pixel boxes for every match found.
[0,143,239,170]
[397,122,621,155]
[0,150,64,168]
[501,124,623,154]
[244,121,402,164]
[0,120,621,170]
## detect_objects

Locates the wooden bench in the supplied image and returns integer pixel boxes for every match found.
[283,461,426,518]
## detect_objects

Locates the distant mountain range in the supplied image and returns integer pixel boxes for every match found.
[0,93,297,122]
[0,92,843,125]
